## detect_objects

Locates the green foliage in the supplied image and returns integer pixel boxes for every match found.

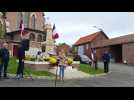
[8,57,18,74]
[49,57,57,64]
[25,55,31,61]
[0,23,4,38]
[7,57,55,77]
[67,58,73,65]
[30,57,36,61]
[79,64,104,75]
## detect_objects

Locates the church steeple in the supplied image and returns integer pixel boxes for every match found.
[43,17,55,53]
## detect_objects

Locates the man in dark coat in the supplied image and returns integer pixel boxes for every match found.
[1,42,10,78]
[0,47,3,79]
[102,51,110,73]
[16,44,25,79]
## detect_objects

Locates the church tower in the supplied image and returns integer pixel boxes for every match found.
[43,18,55,53]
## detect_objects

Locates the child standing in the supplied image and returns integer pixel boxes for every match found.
[58,50,67,81]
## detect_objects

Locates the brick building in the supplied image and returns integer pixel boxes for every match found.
[94,33,134,65]
[0,12,54,57]
[74,31,108,59]
[56,43,72,56]
[74,31,134,65]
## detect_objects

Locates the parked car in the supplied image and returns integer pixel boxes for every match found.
[74,54,92,65]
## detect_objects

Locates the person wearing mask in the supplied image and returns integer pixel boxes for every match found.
[1,42,10,79]
[102,51,110,73]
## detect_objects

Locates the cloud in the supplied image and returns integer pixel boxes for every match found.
[45,12,134,45]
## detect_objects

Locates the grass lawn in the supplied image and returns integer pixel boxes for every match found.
[7,57,55,77]
[79,64,104,75]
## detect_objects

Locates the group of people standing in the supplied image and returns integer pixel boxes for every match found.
[56,48,111,82]
[0,41,111,81]
[0,41,25,80]
[91,48,111,73]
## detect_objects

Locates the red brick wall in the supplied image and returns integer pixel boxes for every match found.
[96,46,110,61]
[84,32,108,59]
[122,43,134,65]
[6,12,17,31]
[57,44,71,56]
[30,41,41,48]
[6,12,45,31]
[29,12,44,31]
[93,32,108,46]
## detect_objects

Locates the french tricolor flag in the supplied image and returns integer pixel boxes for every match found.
[19,19,24,38]
[52,24,59,40]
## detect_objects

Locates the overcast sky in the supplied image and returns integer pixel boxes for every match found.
[45,12,134,46]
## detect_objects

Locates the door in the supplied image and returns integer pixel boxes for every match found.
[13,45,19,57]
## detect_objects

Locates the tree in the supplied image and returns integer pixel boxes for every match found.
[0,21,4,38]
[0,12,7,39]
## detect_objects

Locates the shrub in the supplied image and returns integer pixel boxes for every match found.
[25,55,31,61]
[30,57,36,61]
[49,57,57,64]
[67,58,73,65]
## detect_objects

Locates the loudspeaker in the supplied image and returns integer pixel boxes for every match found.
[21,39,30,51]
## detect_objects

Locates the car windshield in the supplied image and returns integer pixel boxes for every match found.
[80,55,88,58]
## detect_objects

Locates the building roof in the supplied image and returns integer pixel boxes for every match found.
[94,33,134,48]
[74,31,107,46]
[6,28,46,36]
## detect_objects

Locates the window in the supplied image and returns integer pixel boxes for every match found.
[16,12,23,30]
[43,35,46,41]
[42,45,46,52]
[31,15,36,29]
[86,44,88,50]
[37,35,42,42]
[23,12,29,28]
[29,33,35,41]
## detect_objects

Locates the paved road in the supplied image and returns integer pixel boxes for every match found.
[0,62,134,87]
[49,66,91,79]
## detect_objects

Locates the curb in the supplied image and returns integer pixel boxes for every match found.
[89,71,112,77]
[7,71,112,80]
[8,74,55,80]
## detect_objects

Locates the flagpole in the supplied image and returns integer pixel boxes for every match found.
[19,18,33,80]
[51,23,59,87]
[54,40,58,87]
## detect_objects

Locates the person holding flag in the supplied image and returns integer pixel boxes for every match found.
[91,48,98,70]
[19,19,24,39]
[19,17,29,40]
[15,18,29,79]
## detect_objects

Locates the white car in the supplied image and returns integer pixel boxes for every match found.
[79,54,92,64]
